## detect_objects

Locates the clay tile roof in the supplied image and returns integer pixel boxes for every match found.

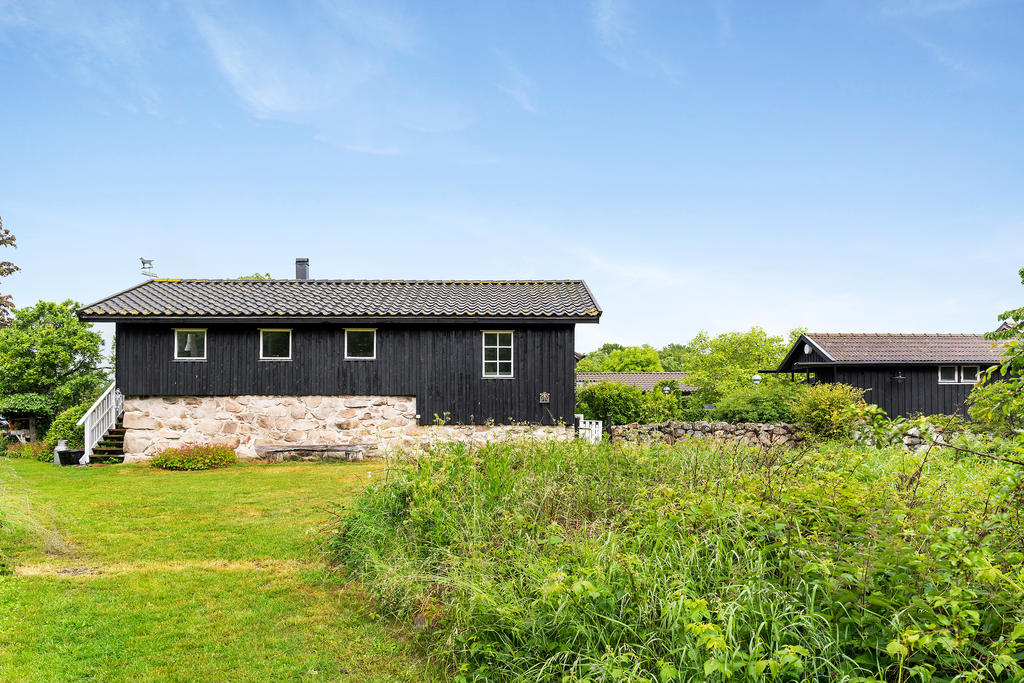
[806,333,1003,364]
[77,279,601,322]
[575,372,697,393]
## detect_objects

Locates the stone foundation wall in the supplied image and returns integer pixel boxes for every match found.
[610,420,805,448]
[122,395,570,461]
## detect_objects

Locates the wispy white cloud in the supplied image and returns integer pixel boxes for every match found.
[881,0,984,17]
[592,0,632,48]
[0,0,160,112]
[588,0,681,84]
[496,59,537,113]
[187,2,477,155]
[914,36,986,80]
[189,8,378,118]
[710,0,733,39]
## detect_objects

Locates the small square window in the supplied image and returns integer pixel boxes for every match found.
[960,366,979,383]
[174,329,206,360]
[260,329,291,360]
[938,366,957,383]
[483,331,514,378]
[345,329,376,360]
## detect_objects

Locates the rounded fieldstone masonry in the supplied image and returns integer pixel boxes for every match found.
[122,395,571,462]
[610,420,805,448]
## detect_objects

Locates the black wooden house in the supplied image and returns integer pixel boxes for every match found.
[79,264,601,426]
[75,261,600,459]
[771,333,1003,417]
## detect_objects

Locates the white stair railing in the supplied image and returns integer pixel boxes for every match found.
[76,383,123,460]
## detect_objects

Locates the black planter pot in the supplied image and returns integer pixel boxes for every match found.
[57,449,86,466]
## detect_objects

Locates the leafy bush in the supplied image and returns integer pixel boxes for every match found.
[791,382,865,437]
[42,402,89,451]
[151,444,237,471]
[968,380,1024,438]
[576,381,689,425]
[711,383,804,423]
[575,381,645,424]
[3,442,49,461]
[329,440,1024,681]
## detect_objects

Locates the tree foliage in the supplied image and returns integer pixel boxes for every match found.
[680,327,800,405]
[236,272,272,280]
[0,300,108,419]
[978,267,1024,442]
[575,343,624,371]
[657,343,689,371]
[0,216,19,327]
[602,345,663,372]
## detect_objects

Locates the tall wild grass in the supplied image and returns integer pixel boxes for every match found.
[328,439,1024,681]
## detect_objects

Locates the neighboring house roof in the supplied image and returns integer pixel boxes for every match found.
[78,279,602,323]
[784,333,1003,367]
[575,372,697,393]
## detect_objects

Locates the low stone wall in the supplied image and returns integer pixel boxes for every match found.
[610,420,805,448]
[122,395,570,461]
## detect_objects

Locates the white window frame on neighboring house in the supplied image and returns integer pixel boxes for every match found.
[938,365,958,384]
[344,329,377,360]
[259,328,292,361]
[960,365,980,384]
[482,331,514,379]
[173,328,207,361]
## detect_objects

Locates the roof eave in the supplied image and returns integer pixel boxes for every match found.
[77,313,601,324]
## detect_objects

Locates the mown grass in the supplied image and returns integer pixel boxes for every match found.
[329,439,1024,682]
[0,458,433,682]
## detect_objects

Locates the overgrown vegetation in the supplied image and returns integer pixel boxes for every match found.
[330,439,1024,681]
[42,401,89,451]
[3,442,50,462]
[790,382,866,438]
[710,382,802,424]
[151,444,238,470]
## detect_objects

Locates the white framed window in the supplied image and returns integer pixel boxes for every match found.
[938,365,958,384]
[482,331,514,378]
[259,329,292,361]
[960,365,980,384]
[345,329,376,360]
[174,329,207,360]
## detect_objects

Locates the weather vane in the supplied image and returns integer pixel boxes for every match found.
[140,258,158,278]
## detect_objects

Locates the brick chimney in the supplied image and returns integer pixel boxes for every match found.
[295,258,309,280]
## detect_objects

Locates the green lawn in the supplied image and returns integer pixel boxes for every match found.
[0,457,433,682]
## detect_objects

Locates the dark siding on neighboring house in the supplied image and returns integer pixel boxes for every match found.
[115,323,575,426]
[833,365,976,417]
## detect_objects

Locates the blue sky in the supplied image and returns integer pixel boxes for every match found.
[1,0,1022,352]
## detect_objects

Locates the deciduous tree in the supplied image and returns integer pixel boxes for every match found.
[0,300,108,422]
[0,216,20,327]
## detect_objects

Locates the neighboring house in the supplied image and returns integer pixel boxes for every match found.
[76,260,601,459]
[770,333,1003,417]
[575,372,697,394]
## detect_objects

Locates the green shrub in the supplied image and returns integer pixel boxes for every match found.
[4,442,49,461]
[151,444,237,471]
[576,381,690,425]
[968,380,1024,438]
[329,440,1024,681]
[42,402,89,451]
[791,382,865,437]
[711,382,804,423]
[575,381,645,424]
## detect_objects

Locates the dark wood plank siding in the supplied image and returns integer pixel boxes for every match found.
[115,323,576,426]
[832,365,974,417]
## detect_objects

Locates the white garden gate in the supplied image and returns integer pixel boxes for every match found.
[576,414,603,444]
